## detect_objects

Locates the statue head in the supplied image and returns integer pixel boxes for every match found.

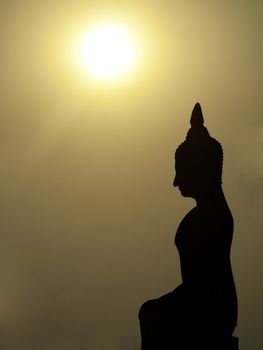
[173,103,223,198]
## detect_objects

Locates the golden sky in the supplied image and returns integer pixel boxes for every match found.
[0,1,262,349]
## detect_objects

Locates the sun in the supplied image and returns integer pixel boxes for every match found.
[74,23,137,81]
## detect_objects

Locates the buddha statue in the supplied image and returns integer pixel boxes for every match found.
[138,103,238,349]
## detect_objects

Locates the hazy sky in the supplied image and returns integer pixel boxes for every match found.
[0,1,262,349]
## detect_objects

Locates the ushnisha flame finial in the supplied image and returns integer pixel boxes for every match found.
[190,102,204,127]
[186,102,210,143]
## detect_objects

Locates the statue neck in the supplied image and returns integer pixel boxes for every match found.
[195,185,226,209]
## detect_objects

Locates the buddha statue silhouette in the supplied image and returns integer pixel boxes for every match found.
[139,103,238,349]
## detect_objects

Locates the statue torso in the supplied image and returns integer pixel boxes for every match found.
[175,202,238,327]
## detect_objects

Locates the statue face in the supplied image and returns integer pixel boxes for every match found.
[173,158,200,198]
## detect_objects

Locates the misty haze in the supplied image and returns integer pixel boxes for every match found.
[0,1,262,349]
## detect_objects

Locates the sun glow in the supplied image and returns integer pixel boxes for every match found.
[74,23,138,81]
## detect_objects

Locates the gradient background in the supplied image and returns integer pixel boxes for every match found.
[0,1,262,349]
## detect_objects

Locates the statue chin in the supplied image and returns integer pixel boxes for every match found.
[178,187,192,198]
